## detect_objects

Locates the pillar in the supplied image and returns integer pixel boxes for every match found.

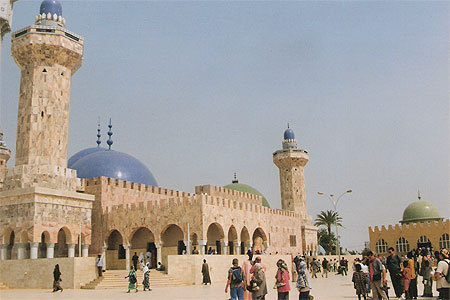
[155,242,162,265]
[0,245,7,260]
[17,243,26,260]
[124,245,130,271]
[183,240,189,255]
[102,246,107,270]
[30,242,39,259]
[222,241,228,255]
[198,240,207,255]
[46,243,55,258]
[235,241,241,255]
[82,244,89,257]
[264,242,270,254]
[67,244,75,258]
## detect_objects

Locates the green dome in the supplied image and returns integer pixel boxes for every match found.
[223,182,270,208]
[400,201,442,224]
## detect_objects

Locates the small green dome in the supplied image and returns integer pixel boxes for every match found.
[223,182,270,208]
[400,200,442,224]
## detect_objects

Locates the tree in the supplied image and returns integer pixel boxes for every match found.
[317,228,336,254]
[314,210,343,255]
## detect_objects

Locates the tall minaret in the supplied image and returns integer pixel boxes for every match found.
[8,0,83,189]
[273,125,309,215]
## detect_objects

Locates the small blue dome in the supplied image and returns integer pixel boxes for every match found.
[284,128,295,140]
[71,150,158,186]
[68,147,107,168]
[40,0,62,17]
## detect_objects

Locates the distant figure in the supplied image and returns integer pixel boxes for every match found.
[339,257,347,276]
[208,247,213,255]
[242,252,253,300]
[225,258,245,300]
[310,258,319,278]
[156,262,166,272]
[296,261,311,299]
[192,246,199,254]
[406,251,418,298]
[139,252,144,270]
[142,262,151,291]
[352,263,367,300]
[52,264,63,292]
[421,256,433,297]
[132,252,139,272]
[96,254,104,277]
[321,258,328,278]
[275,259,290,300]
[202,259,211,285]
[367,251,387,300]
[246,249,252,257]
[125,266,138,293]
[145,250,151,266]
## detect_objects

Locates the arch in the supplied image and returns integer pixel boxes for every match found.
[6,230,15,259]
[375,239,388,254]
[59,226,73,244]
[240,226,250,254]
[107,230,124,250]
[39,231,51,258]
[417,235,430,244]
[106,230,126,267]
[20,231,30,244]
[395,237,410,253]
[439,233,449,249]
[2,227,14,245]
[161,224,185,259]
[207,223,225,255]
[227,226,238,255]
[252,227,267,254]
[55,228,69,257]
[130,227,155,250]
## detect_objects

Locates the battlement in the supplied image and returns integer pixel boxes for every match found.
[195,185,261,205]
[368,219,449,234]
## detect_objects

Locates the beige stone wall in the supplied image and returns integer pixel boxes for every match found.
[167,254,292,285]
[368,219,450,255]
[195,185,261,206]
[0,257,96,288]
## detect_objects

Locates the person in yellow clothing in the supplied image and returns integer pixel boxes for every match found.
[407,251,418,299]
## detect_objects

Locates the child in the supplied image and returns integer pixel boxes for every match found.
[352,263,367,300]
[402,260,411,300]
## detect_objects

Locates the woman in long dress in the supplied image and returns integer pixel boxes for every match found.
[52,264,63,292]
[201,259,211,285]
[125,266,138,293]
[142,263,151,291]
[296,261,312,300]
[242,252,253,300]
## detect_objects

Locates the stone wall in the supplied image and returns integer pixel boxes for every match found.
[0,257,96,288]
[167,254,292,285]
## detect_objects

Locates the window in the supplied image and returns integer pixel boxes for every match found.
[439,233,450,249]
[289,235,296,247]
[375,239,388,254]
[395,237,410,253]
[418,235,430,244]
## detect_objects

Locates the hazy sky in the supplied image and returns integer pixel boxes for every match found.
[1,1,448,251]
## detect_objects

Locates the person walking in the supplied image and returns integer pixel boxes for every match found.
[340,257,347,276]
[406,251,418,299]
[132,252,139,272]
[142,262,151,291]
[275,259,290,300]
[321,258,328,278]
[368,251,388,300]
[352,263,367,300]
[420,255,433,298]
[125,266,138,293]
[296,261,312,300]
[52,264,63,292]
[225,258,245,300]
[310,258,318,278]
[202,259,211,285]
[242,252,253,300]
[96,254,104,277]
[434,249,450,300]
[386,247,403,298]
[252,263,267,300]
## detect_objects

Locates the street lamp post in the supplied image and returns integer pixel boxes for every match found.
[317,190,352,260]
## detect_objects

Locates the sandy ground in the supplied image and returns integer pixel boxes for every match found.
[0,272,439,300]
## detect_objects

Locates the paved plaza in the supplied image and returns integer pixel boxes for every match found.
[0,272,438,300]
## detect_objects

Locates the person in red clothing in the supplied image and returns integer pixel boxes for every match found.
[275,259,290,300]
[402,260,412,300]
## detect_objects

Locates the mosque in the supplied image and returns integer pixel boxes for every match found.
[368,193,449,255]
[0,0,318,275]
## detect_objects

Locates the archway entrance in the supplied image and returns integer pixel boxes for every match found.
[228,226,238,255]
[130,227,156,269]
[106,230,125,270]
[38,231,50,258]
[55,228,69,257]
[252,228,267,254]
[7,231,14,260]
[207,223,224,254]
[161,224,184,268]
[240,227,250,254]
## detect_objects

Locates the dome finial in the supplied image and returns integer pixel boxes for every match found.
[418,189,421,201]
[232,172,238,184]
[96,119,102,147]
[287,122,290,129]
[106,118,113,150]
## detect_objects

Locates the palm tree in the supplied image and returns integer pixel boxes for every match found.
[314,210,343,254]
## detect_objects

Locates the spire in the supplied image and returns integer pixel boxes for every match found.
[418,189,421,201]
[106,118,113,150]
[96,120,101,147]
[232,172,238,184]
[287,122,290,129]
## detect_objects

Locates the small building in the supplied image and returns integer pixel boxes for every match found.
[368,195,449,255]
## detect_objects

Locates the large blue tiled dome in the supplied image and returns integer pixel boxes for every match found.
[284,128,295,140]
[40,0,63,16]
[71,150,158,186]
[68,147,107,168]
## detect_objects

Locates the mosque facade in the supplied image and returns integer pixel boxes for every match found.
[368,195,449,255]
[0,0,317,271]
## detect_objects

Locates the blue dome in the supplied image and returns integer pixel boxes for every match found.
[40,0,62,17]
[71,150,158,186]
[68,147,107,168]
[284,128,295,140]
